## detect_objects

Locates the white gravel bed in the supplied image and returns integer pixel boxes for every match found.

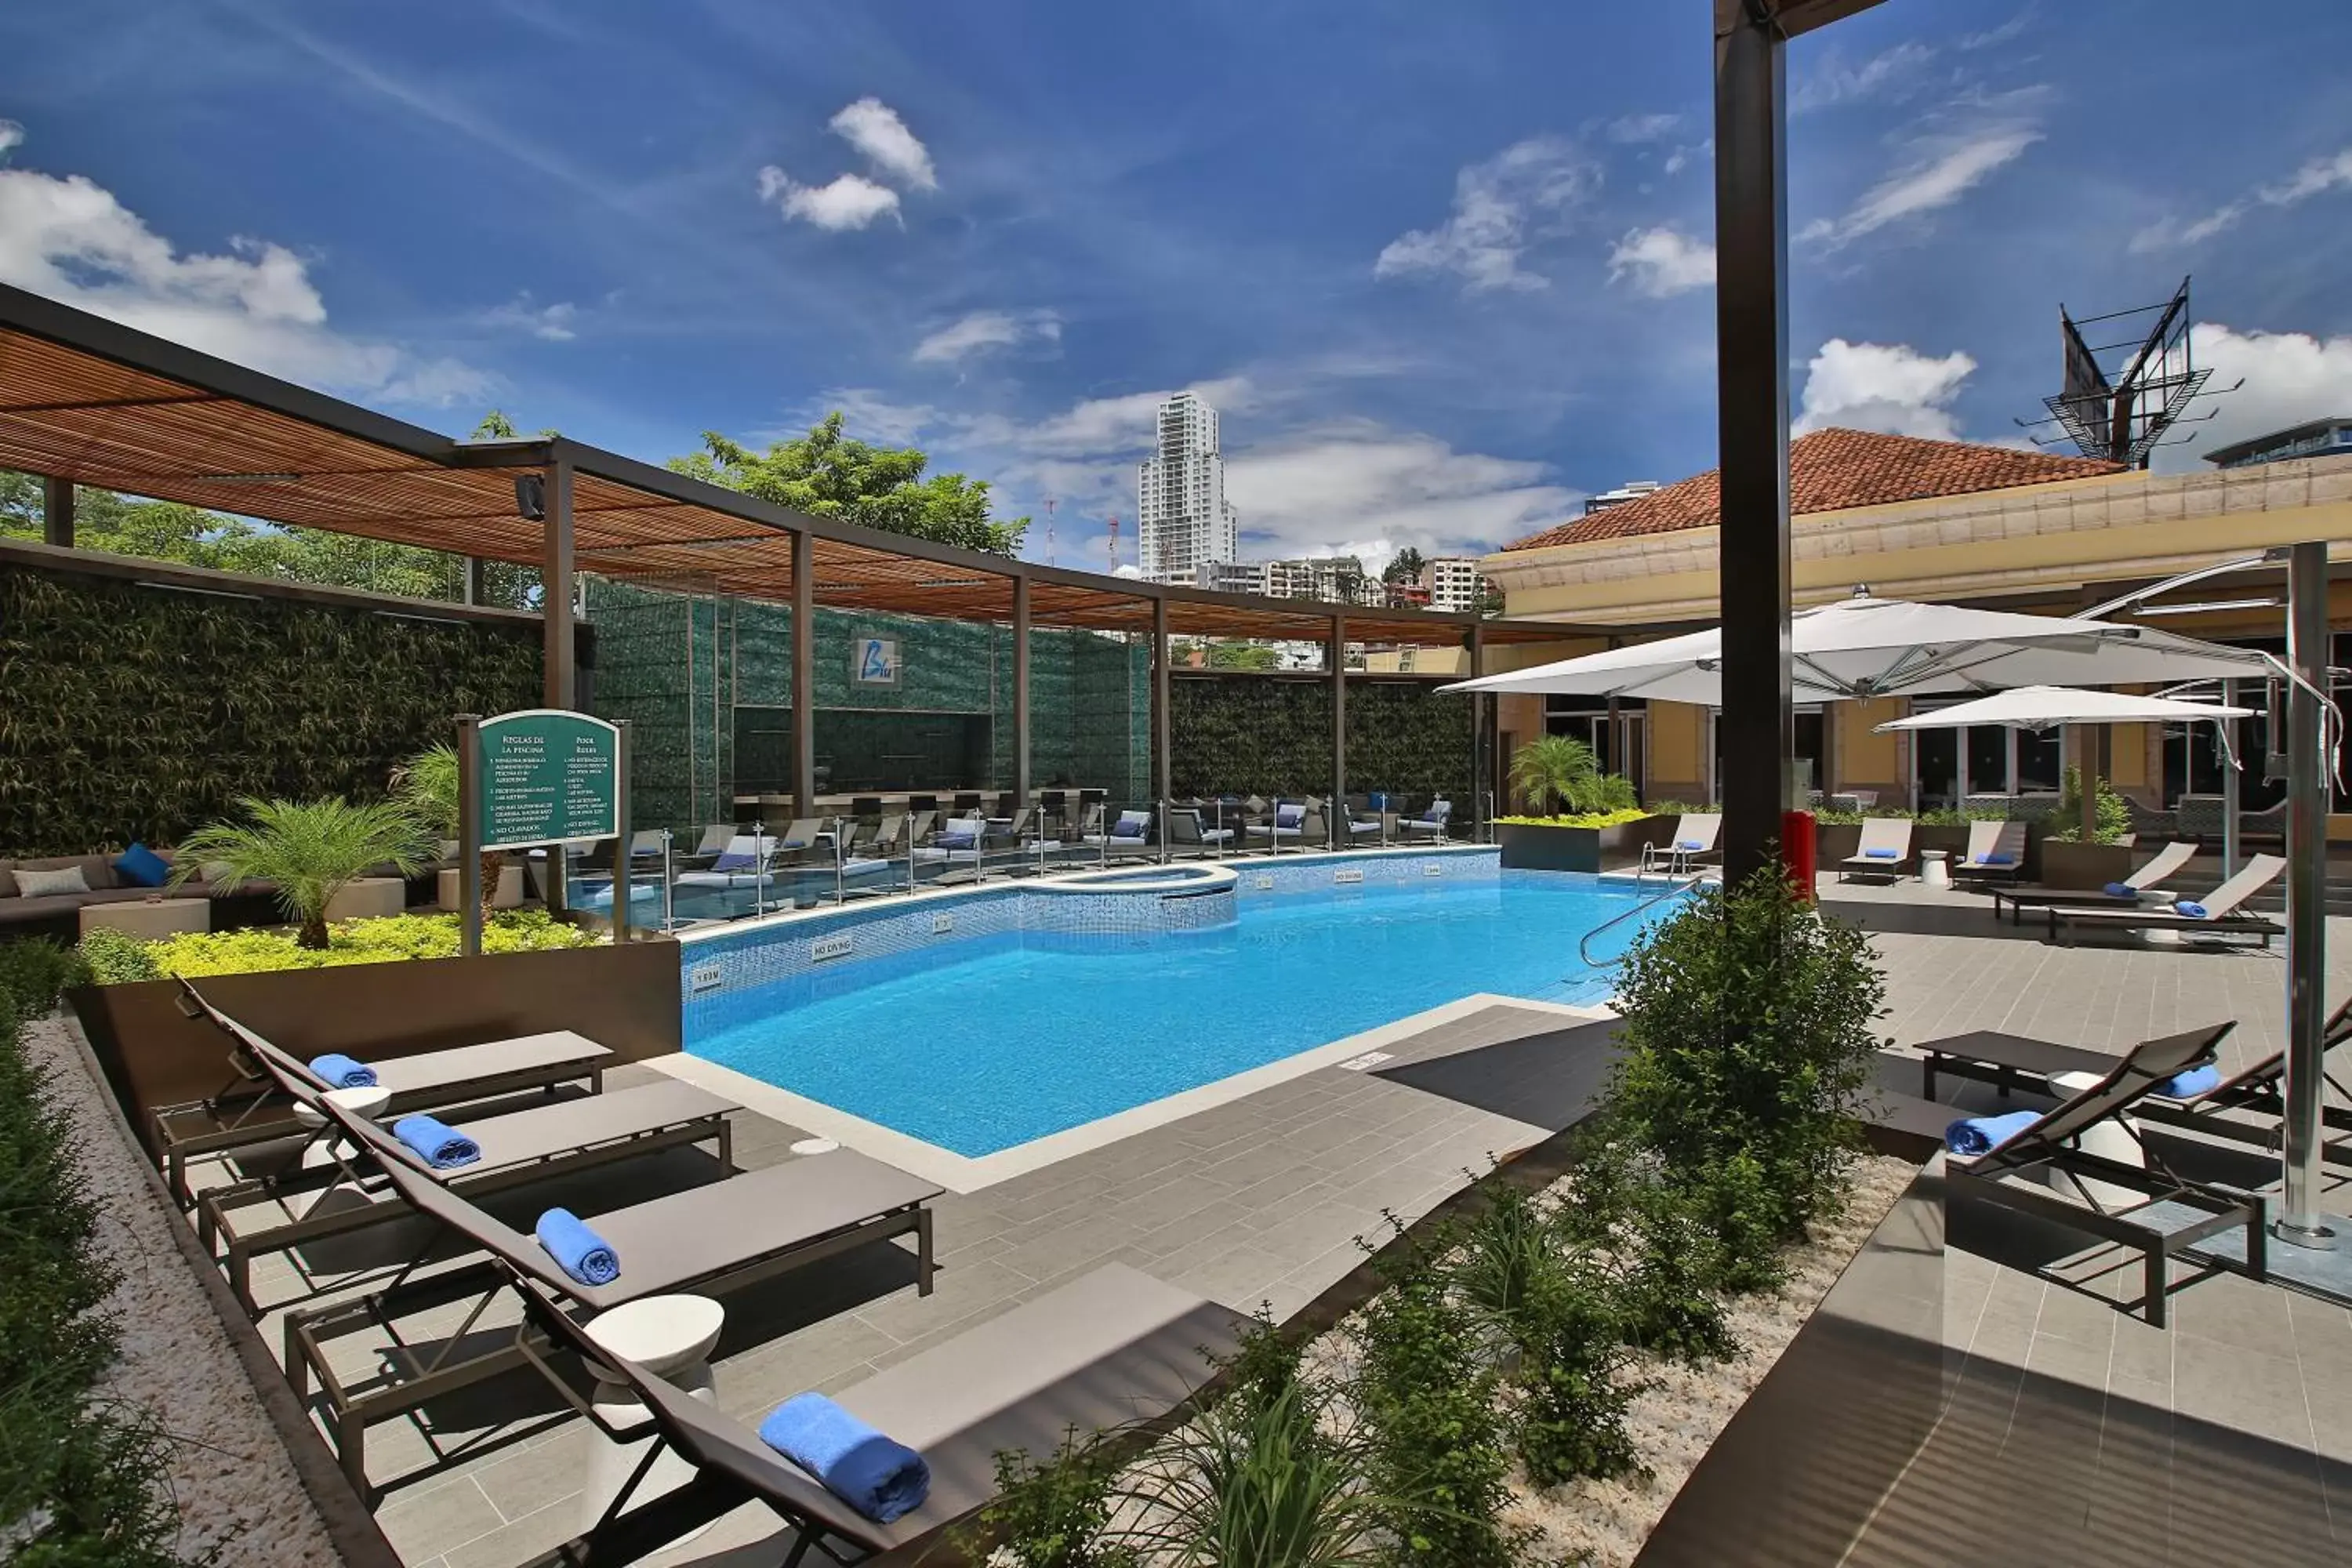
[29,1010,344,1567]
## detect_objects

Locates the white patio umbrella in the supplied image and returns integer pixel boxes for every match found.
[1871,685,2255,734]
[1439,594,2268,704]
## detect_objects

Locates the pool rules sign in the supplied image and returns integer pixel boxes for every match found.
[455,708,632,954]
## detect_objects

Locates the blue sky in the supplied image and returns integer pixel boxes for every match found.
[4,0,2350,570]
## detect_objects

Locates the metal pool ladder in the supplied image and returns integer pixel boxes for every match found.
[1576,873,1703,975]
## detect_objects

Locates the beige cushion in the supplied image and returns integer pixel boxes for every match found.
[13,864,91,898]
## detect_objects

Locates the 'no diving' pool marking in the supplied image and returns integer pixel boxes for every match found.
[1337,1051,1393,1071]
[1334,868,1365,884]
[931,913,954,934]
[811,932,855,962]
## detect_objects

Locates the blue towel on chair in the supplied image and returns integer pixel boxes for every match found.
[1676,839,1704,851]
[758,1393,930,1524]
[307,1053,376,1088]
[534,1207,620,1286]
[390,1114,480,1169]
[2158,1064,2221,1100]
[2103,881,2134,898]
[935,829,977,850]
[1945,1110,2042,1156]
[1976,851,2016,866]
[1864,847,1899,858]
[2174,900,2209,919]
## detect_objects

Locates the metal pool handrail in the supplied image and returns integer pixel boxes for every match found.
[1576,873,1702,973]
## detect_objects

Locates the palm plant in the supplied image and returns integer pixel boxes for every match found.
[391,743,503,924]
[171,797,426,949]
[1507,734,1602,817]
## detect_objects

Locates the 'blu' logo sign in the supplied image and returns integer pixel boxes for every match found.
[854,636,901,686]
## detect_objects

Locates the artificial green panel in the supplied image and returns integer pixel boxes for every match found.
[0,561,539,856]
[1168,674,1471,802]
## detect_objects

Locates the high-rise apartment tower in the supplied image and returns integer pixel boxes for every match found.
[1137,391,1240,585]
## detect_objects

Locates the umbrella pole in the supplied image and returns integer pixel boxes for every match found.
[2220,679,2241,880]
[2278,542,2334,1250]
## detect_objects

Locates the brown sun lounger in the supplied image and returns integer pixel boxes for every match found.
[1987,840,2198,924]
[513,1262,1245,1567]
[292,1093,942,1493]
[2044,854,2286,946]
[1943,1024,2265,1327]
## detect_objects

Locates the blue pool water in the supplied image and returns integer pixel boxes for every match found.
[689,871,1681,1158]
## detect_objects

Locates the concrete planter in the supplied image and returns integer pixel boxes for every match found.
[1815,822,1862,866]
[2036,840,2133,891]
[1497,815,1675,873]
[436,862,524,911]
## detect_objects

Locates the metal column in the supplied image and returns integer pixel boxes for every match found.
[462,557,484,606]
[1330,614,1348,827]
[792,529,816,825]
[611,720,633,946]
[2277,541,2335,1248]
[1151,596,1172,811]
[542,456,575,916]
[455,714,483,959]
[1468,624,1487,837]
[1713,0,1795,884]
[2220,677,2241,879]
[1013,574,1033,808]
[42,476,73,547]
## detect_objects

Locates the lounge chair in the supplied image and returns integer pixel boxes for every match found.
[1941,1023,2267,1327]
[1167,805,1236,859]
[1987,839,2199,924]
[157,984,612,1206]
[1838,817,1914,880]
[2045,853,2286,946]
[293,1093,942,1492]
[1084,808,1158,863]
[1398,798,1452,842]
[1639,813,1721,877]
[1244,799,1312,854]
[1947,820,2028,886]
[510,1262,1243,1566]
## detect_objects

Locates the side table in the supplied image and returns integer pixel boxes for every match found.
[579,1294,728,1543]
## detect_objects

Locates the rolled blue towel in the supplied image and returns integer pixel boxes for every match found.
[390,1113,480,1170]
[1676,839,1704,851]
[1945,1109,2042,1156]
[2174,900,2209,919]
[935,829,978,850]
[535,1207,619,1286]
[1977,851,2016,866]
[2159,1063,2221,1100]
[2103,881,2134,898]
[1864,847,1899,858]
[758,1393,930,1524]
[307,1053,376,1088]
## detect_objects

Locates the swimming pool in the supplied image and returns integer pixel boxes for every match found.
[684,862,1683,1160]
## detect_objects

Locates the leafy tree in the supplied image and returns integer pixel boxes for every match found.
[1209,641,1280,672]
[1473,581,1507,618]
[171,797,428,949]
[1508,735,1602,815]
[1381,547,1426,586]
[671,412,1027,555]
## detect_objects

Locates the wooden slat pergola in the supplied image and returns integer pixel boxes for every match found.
[0,281,1596,831]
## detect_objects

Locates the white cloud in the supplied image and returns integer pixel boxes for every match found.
[2147,322,2352,472]
[1792,40,1938,114]
[0,121,23,157]
[912,308,1061,364]
[1374,136,1598,293]
[0,137,489,406]
[1794,339,1977,439]
[1798,119,2041,249]
[1958,12,2033,51]
[2133,147,2352,251]
[1606,113,1680,144]
[757,165,901,231]
[482,292,577,341]
[828,97,936,191]
[1224,422,1577,562]
[1607,226,1715,298]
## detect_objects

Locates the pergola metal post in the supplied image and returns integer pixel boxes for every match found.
[542,455,575,916]
[462,557,484,606]
[1152,595,1171,862]
[792,528,816,826]
[611,719,632,946]
[1331,614,1348,837]
[1714,0,1795,884]
[2220,677,2241,879]
[2277,540,2335,1249]
[42,475,72,546]
[1468,624,1487,838]
[1013,573,1033,808]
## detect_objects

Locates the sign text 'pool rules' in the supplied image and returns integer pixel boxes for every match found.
[454,708,632,956]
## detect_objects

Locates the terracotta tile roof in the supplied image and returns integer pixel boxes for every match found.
[1503,427,2126,551]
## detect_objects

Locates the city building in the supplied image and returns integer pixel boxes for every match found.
[1479,425,2352,818]
[2205,416,2352,469]
[1420,556,1490,613]
[1385,579,1432,608]
[1136,391,1239,585]
[1197,560,1268,597]
[1259,554,1376,604]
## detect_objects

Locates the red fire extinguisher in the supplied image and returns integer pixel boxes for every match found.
[1781,809,1817,903]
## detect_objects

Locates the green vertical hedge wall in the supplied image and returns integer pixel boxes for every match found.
[0,562,541,856]
[1169,674,1472,801]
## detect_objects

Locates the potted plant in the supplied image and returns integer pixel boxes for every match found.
[1497,738,1664,871]
[169,797,426,949]
[2037,766,2135,887]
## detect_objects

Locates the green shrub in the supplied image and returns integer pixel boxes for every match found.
[0,938,90,1019]
[1351,1270,1522,1567]
[74,929,158,987]
[1491,808,1651,829]
[0,993,198,1564]
[90,910,599,982]
[2044,764,2132,844]
[1606,861,1887,1260]
[962,1425,1138,1568]
[1559,1142,1739,1363]
[1508,1260,1645,1488]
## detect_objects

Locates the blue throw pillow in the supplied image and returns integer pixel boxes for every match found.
[1276,804,1305,829]
[114,841,171,888]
